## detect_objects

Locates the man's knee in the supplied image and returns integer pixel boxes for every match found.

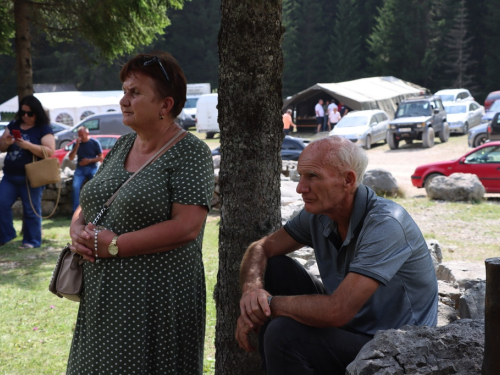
[263,317,298,360]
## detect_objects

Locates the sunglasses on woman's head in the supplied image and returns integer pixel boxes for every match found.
[142,56,171,84]
[20,110,34,117]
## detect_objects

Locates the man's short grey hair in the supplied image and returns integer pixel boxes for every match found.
[310,136,368,187]
[286,109,292,114]
[77,126,88,132]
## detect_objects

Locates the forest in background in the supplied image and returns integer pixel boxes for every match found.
[0,0,499,105]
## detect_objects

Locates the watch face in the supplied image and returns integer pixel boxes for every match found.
[109,245,118,256]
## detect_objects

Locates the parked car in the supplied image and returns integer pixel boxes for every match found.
[444,101,484,134]
[411,141,500,193]
[50,122,70,133]
[52,135,120,169]
[434,88,474,105]
[487,112,500,142]
[480,99,500,125]
[388,96,449,149]
[54,112,133,149]
[329,109,390,149]
[177,96,200,130]
[211,136,308,161]
[484,91,500,111]
[196,93,219,139]
[468,123,488,148]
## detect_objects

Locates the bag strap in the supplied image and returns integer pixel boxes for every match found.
[92,128,186,225]
[26,178,61,219]
[32,145,49,162]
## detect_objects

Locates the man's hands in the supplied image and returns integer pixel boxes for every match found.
[79,158,92,166]
[235,288,272,352]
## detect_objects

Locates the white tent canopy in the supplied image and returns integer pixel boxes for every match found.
[0,91,123,126]
[283,76,429,120]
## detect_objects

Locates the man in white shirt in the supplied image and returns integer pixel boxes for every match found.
[315,99,325,133]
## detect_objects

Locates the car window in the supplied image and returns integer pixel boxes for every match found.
[396,102,432,117]
[73,119,99,132]
[465,146,500,164]
[336,116,368,127]
[380,112,389,121]
[369,115,378,124]
[470,103,478,110]
[445,105,466,114]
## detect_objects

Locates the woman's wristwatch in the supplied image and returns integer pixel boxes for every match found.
[267,296,274,307]
[108,236,119,257]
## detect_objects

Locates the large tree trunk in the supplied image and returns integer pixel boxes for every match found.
[14,0,33,101]
[214,0,284,373]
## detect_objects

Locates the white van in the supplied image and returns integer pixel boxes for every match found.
[196,93,219,139]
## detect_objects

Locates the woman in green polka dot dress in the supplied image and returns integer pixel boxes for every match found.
[67,52,215,374]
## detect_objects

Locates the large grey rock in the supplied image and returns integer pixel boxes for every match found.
[437,280,461,309]
[436,261,485,289]
[437,301,458,327]
[426,173,485,201]
[346,319,484,375]
[427,239,443,270]
[459,281,486,319]
[282,160,299,182]
[362,169,399,196]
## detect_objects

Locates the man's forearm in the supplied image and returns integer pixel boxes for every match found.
[239,241,268,294]
[68,143,79,160]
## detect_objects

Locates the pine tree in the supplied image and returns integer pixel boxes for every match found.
[443,0,477,91]
[483,0,500,94]
[368,0,435,87]
[328,0,362,82]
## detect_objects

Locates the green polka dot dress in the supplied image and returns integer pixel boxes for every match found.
[66,132,215,375]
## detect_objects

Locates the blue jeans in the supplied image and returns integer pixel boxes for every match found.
[0,174,43,247]
[72,165,98,212]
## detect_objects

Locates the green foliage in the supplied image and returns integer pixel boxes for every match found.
[328,0,362,82]
[483,0,500,94]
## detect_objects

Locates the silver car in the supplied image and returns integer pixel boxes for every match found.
[329,109,390,149]
[444,101,484,134]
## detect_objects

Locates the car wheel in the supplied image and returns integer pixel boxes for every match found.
[364,135,371,150]
[387,133,399,150]
[206,132,216,139]
[422,127,435,148]
[473,134,487,148]
[462,122,468,135]
[438,123,450,143]
[58,140,71,149]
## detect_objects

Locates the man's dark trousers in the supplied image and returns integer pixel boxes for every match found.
[258,255,373,375]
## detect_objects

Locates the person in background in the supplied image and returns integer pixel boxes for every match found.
[235,136,438,374]
[282,109,297,135]
[328,100,338,114]
[0,95,55,249]
[328,106,342,131]
[315,99,325,133]
[68,126,103,213]
[67,52,214,374]
[323,100,330,131]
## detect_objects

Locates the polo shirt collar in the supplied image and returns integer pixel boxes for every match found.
[319,184,369,243]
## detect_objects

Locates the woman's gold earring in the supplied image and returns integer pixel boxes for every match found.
[160,115,164,120]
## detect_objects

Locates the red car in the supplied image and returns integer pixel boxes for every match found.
[411,141,500,193]
[52,135,120,165]
[484,91,500,111]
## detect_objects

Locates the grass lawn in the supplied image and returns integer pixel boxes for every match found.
[0,214,220,375]
[1,197,499,374]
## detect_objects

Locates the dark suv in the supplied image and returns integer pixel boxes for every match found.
[388,96,449,149]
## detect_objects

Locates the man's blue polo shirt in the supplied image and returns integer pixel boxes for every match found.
[283,184,438,336]
[76,138,102,169]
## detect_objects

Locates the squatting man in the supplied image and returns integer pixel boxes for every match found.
[236,136,438,374]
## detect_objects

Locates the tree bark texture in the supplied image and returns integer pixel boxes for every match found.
[14,0,33,101]
[215,1,284,374]
[482,257,500,375]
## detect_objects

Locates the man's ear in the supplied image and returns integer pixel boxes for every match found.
[344,170,357,192]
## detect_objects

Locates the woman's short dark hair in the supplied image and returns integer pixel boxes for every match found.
[16,95,49,127]
[119,52,187,118]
